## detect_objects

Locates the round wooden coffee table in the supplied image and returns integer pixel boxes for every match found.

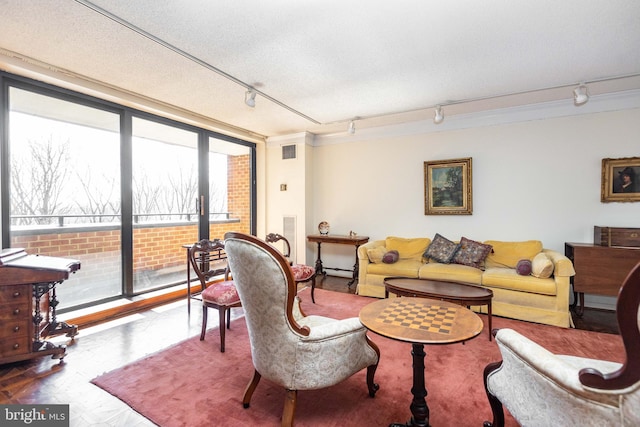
[384,277,493,341]
[360,297,483,427]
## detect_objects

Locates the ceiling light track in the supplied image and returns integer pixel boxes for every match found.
[73,0,321,125]
[330,73,640,127]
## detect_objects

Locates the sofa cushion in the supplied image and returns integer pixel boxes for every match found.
[484,240,543,269]
[516,259,532,275]
[531,252,554,278]
[482,267,557,295]
[385,236,431,260]
[382,250,399,264]
[423,233,460,263]
[368,259,423,277]
[367,246,387,263]
[418,263,483,285]
[452,237,493,269]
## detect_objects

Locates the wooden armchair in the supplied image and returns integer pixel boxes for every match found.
[224,232,379,427]
[189,239,241,353]
[266,232,317,303]
[483,260,640,426]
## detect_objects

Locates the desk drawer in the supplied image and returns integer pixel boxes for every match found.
[0,301,30,321]
[0,284,30,304]
[0,336,30,358]
[0,319,30,339]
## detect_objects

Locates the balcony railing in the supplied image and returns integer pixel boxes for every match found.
[10,212,232,227]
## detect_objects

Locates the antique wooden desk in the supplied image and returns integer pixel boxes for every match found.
[384,277,493,340]
[307,234,369,286]
[359,297,483,427]
[0,248,80,365]
[565,242,640,316]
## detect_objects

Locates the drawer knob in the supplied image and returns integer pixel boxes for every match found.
[13,326,20,332]
[13,343,19,350]
[631,233,638,238]
[13,291,21,298]
[13,308,20,315]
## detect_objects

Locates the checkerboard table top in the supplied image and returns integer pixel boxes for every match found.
[359,297,483,345]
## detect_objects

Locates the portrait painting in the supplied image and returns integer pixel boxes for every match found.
[601,157,640,203]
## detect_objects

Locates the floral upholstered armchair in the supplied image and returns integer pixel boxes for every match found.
[224,232,380,427]
[483,261,640,427]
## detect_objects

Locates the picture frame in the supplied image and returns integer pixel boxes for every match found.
[424,157,472,215]
[601,157,640,203]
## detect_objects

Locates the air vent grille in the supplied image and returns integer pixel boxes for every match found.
[282,144,296,160]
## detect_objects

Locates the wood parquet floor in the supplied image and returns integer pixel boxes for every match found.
[0,275,616,426]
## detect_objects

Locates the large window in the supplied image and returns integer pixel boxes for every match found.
[131,117,199,293]
[1,74,255,312]
[8,87,122,307]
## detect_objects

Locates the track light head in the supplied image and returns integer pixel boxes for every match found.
[433,105,444,124]
[348,120,356,134]
[573,84,589,106]
[245,89,256,108]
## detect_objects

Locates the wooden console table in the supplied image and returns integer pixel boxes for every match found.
[307,234,369,287]
[565,242,640,316]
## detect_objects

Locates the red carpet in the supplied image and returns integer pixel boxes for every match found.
[92,288,624,427]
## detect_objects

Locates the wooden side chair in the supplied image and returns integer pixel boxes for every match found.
[224,232,379,427]
[483,260,640,426]
[265,232,317,303]
[189,238,241,353]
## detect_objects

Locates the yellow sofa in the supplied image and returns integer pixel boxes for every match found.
[356,236,576,328]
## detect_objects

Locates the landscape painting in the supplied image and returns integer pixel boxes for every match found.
[424,157,472,215]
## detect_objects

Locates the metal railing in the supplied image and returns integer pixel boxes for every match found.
[10,212,232,227]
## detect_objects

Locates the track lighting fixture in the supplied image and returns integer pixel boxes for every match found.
[348,120,356,134]
[433,105,444,124]
[245,89,256,108]
[573,84,589,106]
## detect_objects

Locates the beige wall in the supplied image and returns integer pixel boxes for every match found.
[266,99,640,309]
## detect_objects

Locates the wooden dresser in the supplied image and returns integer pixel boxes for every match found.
[565,242,640,316]
[0,248,80,365]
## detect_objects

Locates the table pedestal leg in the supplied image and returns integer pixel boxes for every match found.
[390,343,429,427]
[347,243,361,287]
[314,242,325,276]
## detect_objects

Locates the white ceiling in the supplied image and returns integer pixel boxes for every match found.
[1,0,639,139]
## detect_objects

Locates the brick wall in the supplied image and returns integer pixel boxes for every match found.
[8,152,252,304]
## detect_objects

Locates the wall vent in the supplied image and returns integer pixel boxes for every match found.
[283,216,296,263]
[282,144,296,160]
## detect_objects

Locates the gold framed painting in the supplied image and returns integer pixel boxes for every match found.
[601,157,640,203]
[424,157,472,215]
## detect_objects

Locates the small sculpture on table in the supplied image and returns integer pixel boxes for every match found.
[318,221,330,235]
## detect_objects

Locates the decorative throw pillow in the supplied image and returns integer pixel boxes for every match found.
[531,252,554,278]
[452,237,493,269]
[423,233,460,264]
[382,250,399,264]
[515,259,532,276]
[367,246,387,263]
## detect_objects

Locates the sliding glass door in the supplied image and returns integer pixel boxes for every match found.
[2,73,256,311]
[8,87,122,307]
[131,117,199,293]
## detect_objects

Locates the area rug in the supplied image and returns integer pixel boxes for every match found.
[92,288,624,427]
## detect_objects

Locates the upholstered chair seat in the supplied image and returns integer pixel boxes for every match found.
[201,280,240,306]
[266,233,318,302]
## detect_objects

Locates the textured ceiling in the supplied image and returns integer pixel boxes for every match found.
[1,0,639,139]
